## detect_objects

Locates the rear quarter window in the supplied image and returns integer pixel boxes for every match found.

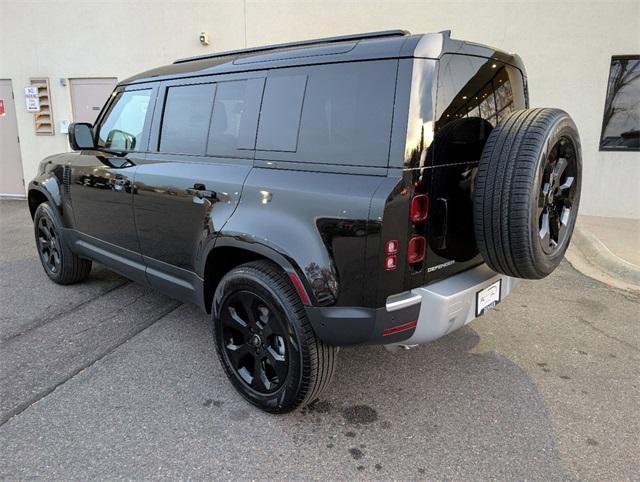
[256,60,398,167]
[435,55,526,131]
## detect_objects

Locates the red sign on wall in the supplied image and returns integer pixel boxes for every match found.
[0,99,5,116]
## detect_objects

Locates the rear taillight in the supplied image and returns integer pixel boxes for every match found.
[385,240,399,254]
[383,194,429,272]
[407,235,426,264]
[384,255,398,271]
[410,194,429,223]
[384,240,399,270]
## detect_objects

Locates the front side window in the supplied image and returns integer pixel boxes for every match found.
[600,55,640,151]
[97,89,151,151]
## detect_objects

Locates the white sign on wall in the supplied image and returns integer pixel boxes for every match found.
[24,86,40,112]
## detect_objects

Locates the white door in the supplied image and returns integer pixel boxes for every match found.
[0,79,25,197]
[69,78,117,124]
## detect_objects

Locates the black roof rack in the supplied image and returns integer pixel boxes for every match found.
[173,29,410,64]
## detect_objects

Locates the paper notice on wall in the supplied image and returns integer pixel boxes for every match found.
[25,86,40,112]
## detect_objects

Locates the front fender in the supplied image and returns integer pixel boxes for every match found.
[28,154,72,227]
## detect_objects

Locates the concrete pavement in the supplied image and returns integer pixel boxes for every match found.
[578,215,640,267]
[566,215,640,292]
[1,200,638,480]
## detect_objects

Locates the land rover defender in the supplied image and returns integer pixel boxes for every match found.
[28,30,581,412]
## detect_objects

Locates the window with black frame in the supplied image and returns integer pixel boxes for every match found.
[600,55,640,151]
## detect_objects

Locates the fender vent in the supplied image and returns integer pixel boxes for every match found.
[62,166,71,195]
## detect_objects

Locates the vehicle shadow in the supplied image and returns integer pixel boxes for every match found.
[289,326,570,479]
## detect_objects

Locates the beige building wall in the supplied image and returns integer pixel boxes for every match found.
[1,0,639,218]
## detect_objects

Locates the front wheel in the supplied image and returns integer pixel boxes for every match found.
[33,202,92,284]
[212,260,337,413]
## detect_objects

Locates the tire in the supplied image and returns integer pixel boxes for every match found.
[211,260,337,413]
[474,108,582,279]
[33,202,92,284]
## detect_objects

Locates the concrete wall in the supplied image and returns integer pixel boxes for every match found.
[1,0,639,218]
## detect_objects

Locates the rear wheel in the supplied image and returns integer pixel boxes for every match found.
[34,202,92,284]
[212,260,337,413]
[474,108,581,279]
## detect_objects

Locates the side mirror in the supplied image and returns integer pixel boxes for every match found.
[68,122,95,150]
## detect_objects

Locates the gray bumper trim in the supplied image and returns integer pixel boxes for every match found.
[388,264,520,345]
[385,291,422,312]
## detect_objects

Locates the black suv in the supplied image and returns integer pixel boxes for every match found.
[29,30,581,413]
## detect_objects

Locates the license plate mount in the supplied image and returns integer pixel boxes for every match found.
[476,279,502,317]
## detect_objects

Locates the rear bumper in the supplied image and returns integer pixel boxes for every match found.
[391,264,519,346]
[305,264,519,346]
[305,298,421,346]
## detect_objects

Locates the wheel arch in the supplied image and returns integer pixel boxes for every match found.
[201,237,310,314]
[27,184,60,220]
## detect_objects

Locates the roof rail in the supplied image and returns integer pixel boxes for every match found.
[173,29,410,64]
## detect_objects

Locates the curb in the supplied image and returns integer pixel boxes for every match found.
[566,224,640,292]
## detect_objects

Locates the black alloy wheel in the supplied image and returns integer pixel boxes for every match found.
[537,137,578,255]
[212,260,337,413]
[33,202,92,284]
[220,290,289,393]
[36,215,62,275]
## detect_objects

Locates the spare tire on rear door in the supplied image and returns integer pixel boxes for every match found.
[473,108,581,279]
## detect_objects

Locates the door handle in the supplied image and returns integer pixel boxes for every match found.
[186,184,217,202]
[432,197,448,249]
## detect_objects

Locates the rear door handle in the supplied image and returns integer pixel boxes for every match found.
[433,197,448,249]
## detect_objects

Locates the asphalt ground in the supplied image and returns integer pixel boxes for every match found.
[1,200,638,480]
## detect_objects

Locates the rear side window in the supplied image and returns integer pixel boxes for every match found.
[256,60,398,166]
[160,83,215,155]
[207,78,265,156]
[256,74,307,152]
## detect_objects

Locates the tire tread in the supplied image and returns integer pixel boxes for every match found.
[474,108,580,279]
